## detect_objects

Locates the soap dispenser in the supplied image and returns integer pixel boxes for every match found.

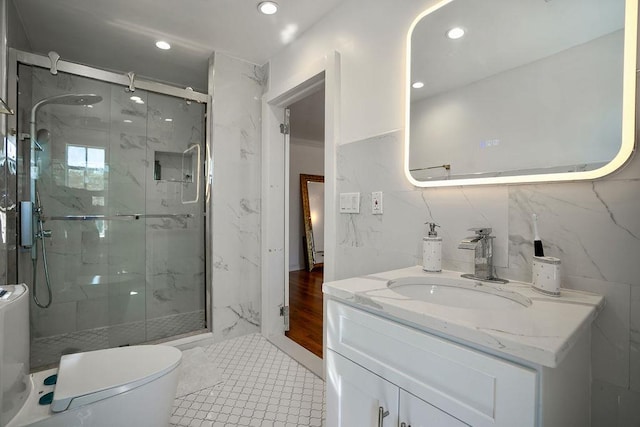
[423,222,442,272]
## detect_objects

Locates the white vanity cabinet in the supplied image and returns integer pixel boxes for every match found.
[327,349,467,426]
[327,299,546,427]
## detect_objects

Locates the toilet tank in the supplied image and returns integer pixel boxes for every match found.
[0,284,31,426]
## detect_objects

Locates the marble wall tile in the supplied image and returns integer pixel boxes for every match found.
[108,85,147,215]
[210,53,266,341]
[508,181,640,285]
[631,286,640,392]
[143,90,205,323]
[592,380,640,427]
[338,130,414,193]
[76,297,109,331]
[564,275,630,389]
[335,130,509,279]
[30,300,77,338]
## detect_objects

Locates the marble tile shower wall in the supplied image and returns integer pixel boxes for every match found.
[210,53,267,341]
[336,129,640,425]
[25,67,205,347]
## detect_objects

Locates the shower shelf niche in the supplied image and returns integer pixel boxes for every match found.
[154,150,194,183]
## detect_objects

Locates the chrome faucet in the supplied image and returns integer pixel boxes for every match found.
[458,228,508,284]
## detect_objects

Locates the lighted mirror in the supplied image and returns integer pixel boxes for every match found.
[405,0,637,187]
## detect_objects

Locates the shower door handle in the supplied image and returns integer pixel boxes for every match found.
[181,144,201,205]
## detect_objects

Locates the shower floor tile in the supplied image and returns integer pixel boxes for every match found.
[171,333,325,427]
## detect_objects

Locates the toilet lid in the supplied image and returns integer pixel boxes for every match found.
[51,345,182,413]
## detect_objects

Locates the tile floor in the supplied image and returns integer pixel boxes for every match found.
[170,333,326,427]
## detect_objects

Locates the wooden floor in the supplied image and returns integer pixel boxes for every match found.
[286,268,324,358]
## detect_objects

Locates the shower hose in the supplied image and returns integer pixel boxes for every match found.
[32,207,53,309]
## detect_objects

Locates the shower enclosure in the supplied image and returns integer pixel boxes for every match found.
[7,50,210,369]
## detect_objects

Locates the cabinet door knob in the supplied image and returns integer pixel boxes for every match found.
[378,406,390,427]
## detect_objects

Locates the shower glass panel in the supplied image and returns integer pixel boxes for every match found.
[16,64,206,369]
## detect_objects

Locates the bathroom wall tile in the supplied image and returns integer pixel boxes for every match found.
[508,181,640,286]
[142,90,207,325]
[108,85,147,215]
[335,132,509,280]
[334,189,424,279]
[107,291,146,326]
[564,275,630,389]
[210,53,266,341]
[631,286,640,392]
[618,388,640,427]
[337,130,414,193]
[108,321,146,348]
[420,186,509,269]
[592,380,640,427]
[213,302,261,341]
[76,297,109,330]
[108,221,147,279]
[146,310,205,341]
[145,214,205,320]
[30,300,77,338]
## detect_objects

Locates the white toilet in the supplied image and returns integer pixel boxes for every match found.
[0,284,182,427]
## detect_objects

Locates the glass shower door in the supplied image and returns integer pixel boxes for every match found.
[17,63,206,369]
[142,91,206,342]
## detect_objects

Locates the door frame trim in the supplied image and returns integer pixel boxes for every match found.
[261,51,340,378]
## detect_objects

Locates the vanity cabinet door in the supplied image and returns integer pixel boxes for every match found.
[399,390,469,427]
[326,349,398,427]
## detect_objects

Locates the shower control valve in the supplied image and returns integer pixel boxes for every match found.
[37,230,52,239]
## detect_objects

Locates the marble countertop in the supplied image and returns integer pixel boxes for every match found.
[323,266,604,368]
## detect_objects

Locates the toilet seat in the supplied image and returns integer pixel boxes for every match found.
[51,345,181,413]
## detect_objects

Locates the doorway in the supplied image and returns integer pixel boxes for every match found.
[286,89,325,358]
[260,52,339,378]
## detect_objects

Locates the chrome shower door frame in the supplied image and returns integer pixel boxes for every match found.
[6,48,213,339]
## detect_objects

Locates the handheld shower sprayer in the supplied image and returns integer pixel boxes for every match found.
[24,93,103,309]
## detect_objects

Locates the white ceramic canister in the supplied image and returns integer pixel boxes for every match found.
[532,256,561,296]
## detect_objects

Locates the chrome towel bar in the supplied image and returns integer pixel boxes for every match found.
[48,213,193,221]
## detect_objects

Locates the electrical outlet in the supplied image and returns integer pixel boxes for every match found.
[372,191,383,214]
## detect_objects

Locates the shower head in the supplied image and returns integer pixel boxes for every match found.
[32,93,103,112]
[29,94,103,150]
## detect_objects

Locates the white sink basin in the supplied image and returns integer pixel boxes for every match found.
[387,276,531,310]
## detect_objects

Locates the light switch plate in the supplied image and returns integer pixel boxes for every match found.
[339,192,360,213]
[372,191,383,214]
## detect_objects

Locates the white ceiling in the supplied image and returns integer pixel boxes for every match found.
[12,0,345,92]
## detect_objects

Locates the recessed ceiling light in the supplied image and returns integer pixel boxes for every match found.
[155,40,171,50]
[412,81,425,89]
[258,1,278,15]
[123,119,132,123]
[130,96,142,102]
[446,27,465,40]
[165,118,173,122]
